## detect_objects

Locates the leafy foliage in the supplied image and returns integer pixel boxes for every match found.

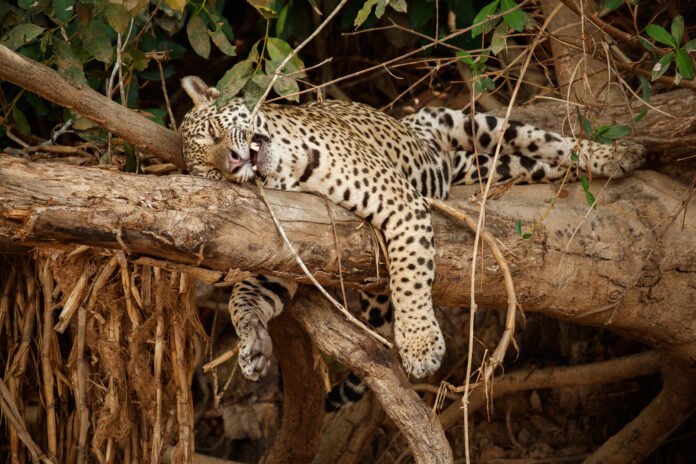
[644,15,694,81]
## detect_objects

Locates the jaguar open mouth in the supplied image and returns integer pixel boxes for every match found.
[249,134,268,172]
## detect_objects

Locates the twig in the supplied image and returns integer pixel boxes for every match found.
[202,344,239,373]
[39,257,58,460]
[151,267,165,464]
[460,6,562,463]
[254,178,392,348]
[76,273,90,464]
[427,199,517,385]
[54,261,94,333]
[156,56,177,131]
[171,289,193,463]
[438,350,662,430]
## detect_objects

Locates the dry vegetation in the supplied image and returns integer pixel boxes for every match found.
[1,1,696,463]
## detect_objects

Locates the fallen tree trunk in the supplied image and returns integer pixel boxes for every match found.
[1,154,695,366]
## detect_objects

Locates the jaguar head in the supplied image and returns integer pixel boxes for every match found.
[180,76,273,183]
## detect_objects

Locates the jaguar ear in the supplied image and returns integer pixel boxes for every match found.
[181,76,220,106]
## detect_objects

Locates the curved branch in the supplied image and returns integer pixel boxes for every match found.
[0,45,184,168]
[290,288,453,464]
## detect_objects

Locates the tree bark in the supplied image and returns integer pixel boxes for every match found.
[1,154,695,366]
[263,310,325,464]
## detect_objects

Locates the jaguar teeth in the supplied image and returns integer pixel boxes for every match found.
[252,165,258,171]
[250,141,260,152]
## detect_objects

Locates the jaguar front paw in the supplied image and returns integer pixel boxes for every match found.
[394,321,445,378]
[237,314,274,381]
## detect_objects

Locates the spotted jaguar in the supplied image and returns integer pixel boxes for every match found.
[179,76,645,393]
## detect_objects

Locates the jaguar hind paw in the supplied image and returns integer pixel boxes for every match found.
[395,322,445,378]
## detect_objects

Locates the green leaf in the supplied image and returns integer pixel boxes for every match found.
[390,0,407,13]
[104,4,130,34]
[216,59,255,105]
[490,21,508,55]
[514,219,522,236]
[53,38,86,86]
[12,107,30,136]
[596,125,630,143]
[81,21,113,64]
[355,0,378,27]
[18,0,42,9]
[645,24,676,48]
[125,47,149,71]
[242,78,265,109]
[633,108,648,123]
[522,232,533,240]
[456,50,474,65]
[273,76,300,102]
[651,52,673,81]
[53,0,74,24]
[638,37,654,53]
[276,3,289,36]
[639,75,651,102]
[209,27,236,56]
[684,39,696,52]
[580,176,596,207]
[579,114,593,136]
[187,15,211,59]
[267,37,305,76]
[474,76,495,93]
[375,0,388,18]
[599,0,622,11]
[1,24,45,51]
[472,0,500,38]
[501,0,525,32]
[675,48,694,79]
[584,190,596,208]
[570,152,579,162]
[671,15,684,45]
[246,0,278,19]
[409,0,433,30]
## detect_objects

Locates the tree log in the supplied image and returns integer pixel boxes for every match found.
[1,154,695,366]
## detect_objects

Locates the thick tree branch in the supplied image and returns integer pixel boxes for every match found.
[290,288,453,464]
[1,154,695,366]
[0,45,184,168]
[264,310,325,464]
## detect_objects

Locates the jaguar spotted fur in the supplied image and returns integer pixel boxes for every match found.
[179,75,645,388]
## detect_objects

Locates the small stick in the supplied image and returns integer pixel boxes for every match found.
[151,267,165,464]
[39,258,58,460]
[202,345,239,373]
[254,178,392,348]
